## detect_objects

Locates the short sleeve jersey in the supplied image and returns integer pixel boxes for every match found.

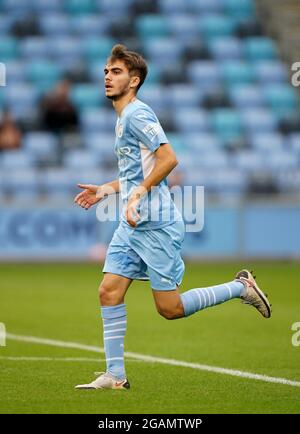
[114,99,182,230]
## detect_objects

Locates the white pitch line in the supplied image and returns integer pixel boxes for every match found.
[6,333,300,388]
[0,356,142,363]
[0,356,107,362]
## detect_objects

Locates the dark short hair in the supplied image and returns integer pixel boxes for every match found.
[108,44,148,92]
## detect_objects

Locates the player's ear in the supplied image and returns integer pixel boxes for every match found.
[130,75,140,90]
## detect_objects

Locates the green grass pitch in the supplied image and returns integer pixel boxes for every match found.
[0,261,299,414]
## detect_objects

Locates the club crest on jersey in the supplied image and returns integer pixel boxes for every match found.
[117,123,124,138]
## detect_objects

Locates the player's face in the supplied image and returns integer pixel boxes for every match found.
[104,60,135,100]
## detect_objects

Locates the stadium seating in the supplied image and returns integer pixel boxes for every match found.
[0,0,298,200]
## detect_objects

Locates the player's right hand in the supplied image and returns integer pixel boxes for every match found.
[74,184,102,210]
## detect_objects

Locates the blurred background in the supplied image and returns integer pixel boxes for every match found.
[0,0,300,261]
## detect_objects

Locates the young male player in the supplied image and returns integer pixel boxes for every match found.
[74,45,271,390]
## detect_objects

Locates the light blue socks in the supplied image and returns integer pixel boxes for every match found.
[100,282,245,376]
[101,303,127,380]
[180,280,245,317]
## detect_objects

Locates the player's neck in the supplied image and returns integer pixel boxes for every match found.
[113,93,137,117]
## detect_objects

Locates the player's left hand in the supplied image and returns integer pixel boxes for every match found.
[125,195,141,227]
[126,186,147,227]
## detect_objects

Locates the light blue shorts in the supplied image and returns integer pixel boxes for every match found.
[103,220,185,291]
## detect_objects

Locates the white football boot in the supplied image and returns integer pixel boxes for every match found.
[75,372,130,390]
[236,269,272,318]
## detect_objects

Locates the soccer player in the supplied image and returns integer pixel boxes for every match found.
[74,45,271,390]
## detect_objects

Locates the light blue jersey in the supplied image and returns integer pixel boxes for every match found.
[115,99,182,230]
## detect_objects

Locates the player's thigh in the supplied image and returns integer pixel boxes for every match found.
[99,272,132,306]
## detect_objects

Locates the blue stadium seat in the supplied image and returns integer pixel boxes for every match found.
[213,169,248,195]
[136,15,170,39]
[64,0,96,15]
[198,14,235,40]
[249,132,285,153]
[80,109,116,133]
[82,37,115,61]
[187,61,221,89]
[89,61,106,83]
[23,132,58,164]
[173,109,209,133]
[183,167,213,188]
[95,0,134,14]
[222,0,254,17]
[146,63,162,84]
[221,61,255,85]
[63,149,102,169]
[47,36,81,61]
[234,151,264,171]
[209,37,242,60]
[0,37,18,61]
[5,61,26,83]
[164,133,185,153]
[20,37,49,59]
[167,84,201,108]
[3,0,33,12]
[32,0,61,12]
[35,81,58,98]
[289,133,300,154]
[0,16,12,35]
[70,15,108,36]
[263,85,299,114]
[161,0,222,14]
[138,85,167,111]
[4,83,38,109]
[267,151,298,170]
[2,169,40,199]
[243,37,278,61]
[197,150,229,168]
[26,61,62,85]
[229,85,265,108]
[241,109,277,133]
[189,0,222,13]
[143,38,182,63]
[254,61,288,83]
[97,0,133,14]
[84,133,115,152]
[159,0,188,14]
[210,109,243,141]
[185,133,222,153]
[73,168,109,186]
[40,14,71,35]
[71,84,103,109]
[83,133,116,163]
[1,150,36,169]
[167,15,198,40]
[41,168,76,198]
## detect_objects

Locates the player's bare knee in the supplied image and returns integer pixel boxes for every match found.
[99,282,114,305]
[156,300,184,320]
[157,306,177,320]
[99,281,124,306]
